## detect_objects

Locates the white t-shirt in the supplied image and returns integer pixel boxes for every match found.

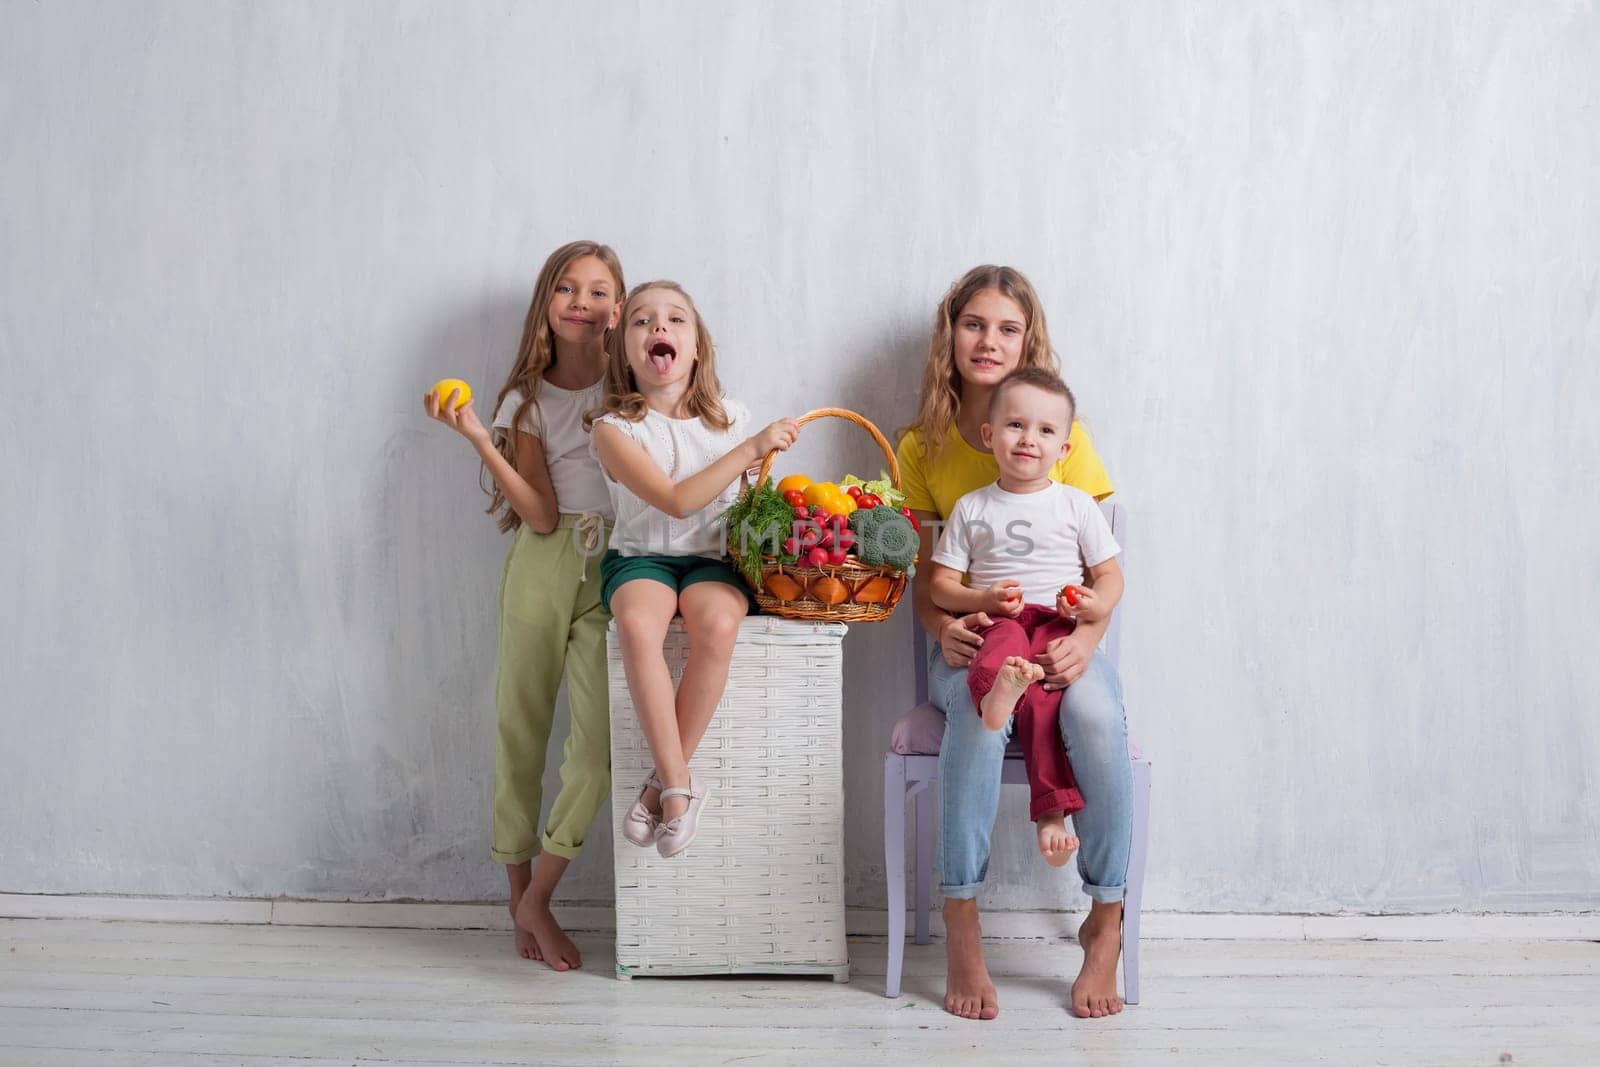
[492,382,612,518]
[591,398,752,559]
[931,481,1120,608]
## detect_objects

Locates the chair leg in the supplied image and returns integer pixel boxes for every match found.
[883,754,908,998]
[914,780,933,946]
[1123,758,1151,1006]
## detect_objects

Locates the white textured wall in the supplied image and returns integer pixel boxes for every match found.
[4,2,1597,913]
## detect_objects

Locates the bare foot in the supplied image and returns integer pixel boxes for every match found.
[1035,813,1080,868]
[979,656,1044,730]
[507,899,541,960]
[943,899,999,1020]
[513,892,582,972]
[1071,901,1125,1018]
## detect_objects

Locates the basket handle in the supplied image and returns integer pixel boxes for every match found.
[754,407,901,490]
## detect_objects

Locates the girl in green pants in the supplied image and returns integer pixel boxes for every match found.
[424,240,625,971]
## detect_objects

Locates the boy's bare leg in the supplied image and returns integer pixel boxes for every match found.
[943,898,1000,1020]
[513,852,583,971]
[505,861,540,960]
[1072,899,1125,1017]
[1036,813,1080,868]
[978,656,1045,731]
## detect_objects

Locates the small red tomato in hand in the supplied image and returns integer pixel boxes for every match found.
[806,546,830,568]
[1060,585,1082,607]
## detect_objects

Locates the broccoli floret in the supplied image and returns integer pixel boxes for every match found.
[858,507,918,570]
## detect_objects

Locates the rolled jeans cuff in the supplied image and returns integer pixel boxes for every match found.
[940,880,984,901]
[1081,881,1126,904]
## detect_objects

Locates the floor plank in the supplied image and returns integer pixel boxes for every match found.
[1,920,1596,1066]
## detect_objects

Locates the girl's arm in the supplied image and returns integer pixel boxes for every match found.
[423,393,560,534]
[591,419,798,520]
[1035,557,1123,691]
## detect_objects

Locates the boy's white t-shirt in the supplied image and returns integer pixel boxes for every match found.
[492,382,612,518]
[931,481,1120,607]
[591,398,752,559]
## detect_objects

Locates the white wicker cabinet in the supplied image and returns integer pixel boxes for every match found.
[607,616,850,981]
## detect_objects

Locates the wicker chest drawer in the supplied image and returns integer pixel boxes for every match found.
[607,616,850,981]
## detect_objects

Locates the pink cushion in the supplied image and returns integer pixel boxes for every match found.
[889,702,1144,760]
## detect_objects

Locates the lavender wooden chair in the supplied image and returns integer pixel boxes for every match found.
[881,499,1151,1002]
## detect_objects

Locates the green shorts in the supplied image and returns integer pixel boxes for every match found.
[599,550,757,614]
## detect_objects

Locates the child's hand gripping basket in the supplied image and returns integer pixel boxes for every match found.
[727,407,917,623]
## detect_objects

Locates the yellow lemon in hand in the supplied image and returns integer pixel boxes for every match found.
[432,378,472,412]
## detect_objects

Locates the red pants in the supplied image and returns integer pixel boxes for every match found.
[967,604,1085,822]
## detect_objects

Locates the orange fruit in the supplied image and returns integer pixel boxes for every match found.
[802,481,842,509]
[776,474,813,496]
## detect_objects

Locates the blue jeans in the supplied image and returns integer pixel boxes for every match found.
[930,643,1133,903]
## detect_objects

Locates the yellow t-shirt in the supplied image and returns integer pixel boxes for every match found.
[895,420,1114,519]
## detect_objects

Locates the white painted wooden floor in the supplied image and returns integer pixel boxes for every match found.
[2,919,1597,1066]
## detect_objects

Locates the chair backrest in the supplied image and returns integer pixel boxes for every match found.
[912,499,1128,704]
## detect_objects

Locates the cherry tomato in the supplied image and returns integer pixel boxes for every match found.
[1060,585,1082,607]
[783,489,806,507]
[845,484,863,499]
[859,493,883,510]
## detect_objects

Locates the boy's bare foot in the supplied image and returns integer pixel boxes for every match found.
[514,892,582,972]
[979,656,1044,730]
[943,898,999,1020]
[1071,901,1125,1018]
[1036,813,1080,868]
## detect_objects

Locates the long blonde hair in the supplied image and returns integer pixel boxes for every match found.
[485,240,625,533]
[585,280,731,431]
[905,265,1058,465]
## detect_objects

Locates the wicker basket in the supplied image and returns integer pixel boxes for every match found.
[607,617,850,981]
[732,407,915,623]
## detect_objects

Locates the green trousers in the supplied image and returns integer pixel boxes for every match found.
[491,516,611,864]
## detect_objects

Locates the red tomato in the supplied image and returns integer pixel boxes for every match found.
[1060,585,1082,606]
[783,489,806,507]
[859,493,883,509]
[845,485,863,499]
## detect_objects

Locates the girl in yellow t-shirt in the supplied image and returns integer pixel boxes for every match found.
[896,264,1132,1023]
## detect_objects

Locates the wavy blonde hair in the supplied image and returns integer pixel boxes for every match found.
[484,240,625,533]
[584,280,731,431]
[905,265,1059,465]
